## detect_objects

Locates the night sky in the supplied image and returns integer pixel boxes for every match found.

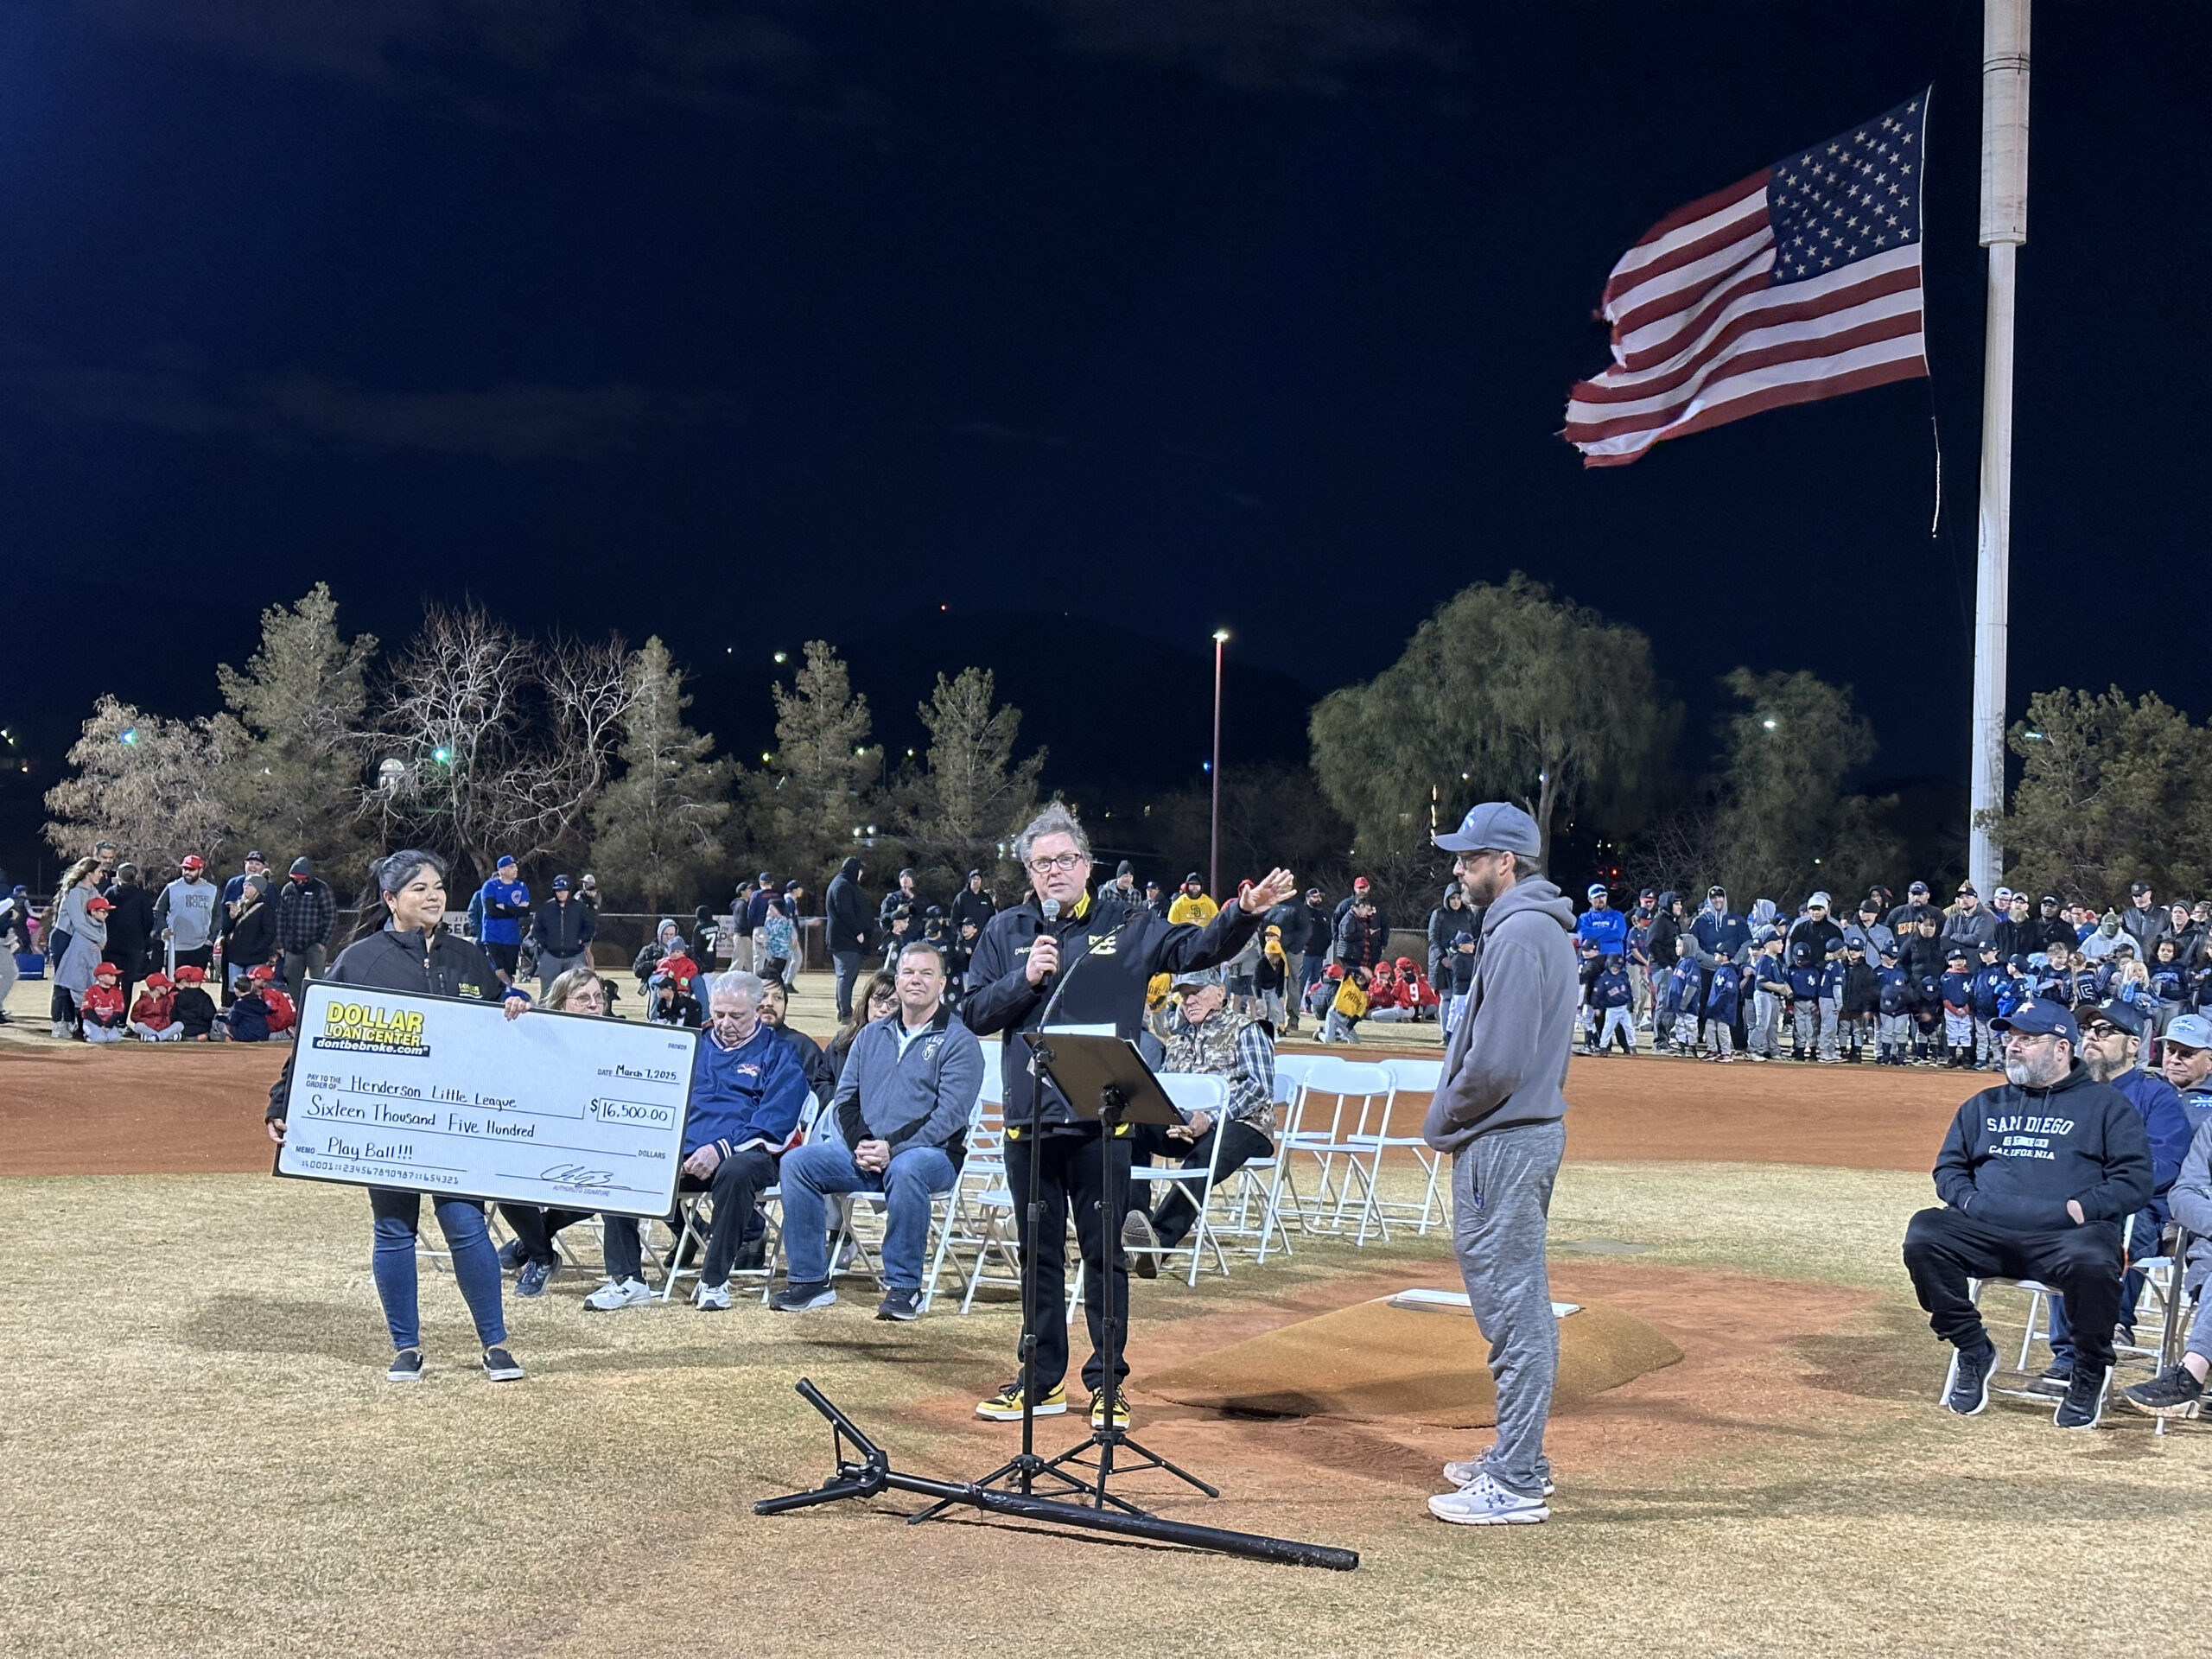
[4,2,2207,878]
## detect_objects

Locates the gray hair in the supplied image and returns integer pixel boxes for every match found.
[1012,801,1090,870]
[377,848,448,899]
[710,969,766,1009]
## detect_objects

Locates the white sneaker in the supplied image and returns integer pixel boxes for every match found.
[1428,1471,1548,1525]
[1443,1454,1555,1497]
[582,1277,652,1312]
[51,1021,73,1039]
[692,1281,733,1312]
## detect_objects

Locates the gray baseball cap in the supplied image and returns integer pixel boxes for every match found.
[1171,967,1224,991]
[2165,1014,2212,1051]
[1433,801,1541,857]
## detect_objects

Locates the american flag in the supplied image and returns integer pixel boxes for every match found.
[1564,93,1930,467]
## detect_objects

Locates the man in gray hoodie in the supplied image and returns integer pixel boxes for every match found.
[1421,802,1578,1528]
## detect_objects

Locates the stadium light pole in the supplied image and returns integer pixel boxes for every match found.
[1211,629,1230,900]
[1969,0,2030,894]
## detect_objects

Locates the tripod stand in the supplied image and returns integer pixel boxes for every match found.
[914,1031,1216,1517]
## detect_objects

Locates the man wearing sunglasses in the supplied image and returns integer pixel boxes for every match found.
[1904,999,2152,1430]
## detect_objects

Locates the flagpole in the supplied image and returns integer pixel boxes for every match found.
[1969,0,2030,893]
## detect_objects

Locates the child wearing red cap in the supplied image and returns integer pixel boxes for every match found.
[79,962,129,1043]
[169,963,220,1040]
[224,962,298,1041]
[130,971,182,1040]
[648,952,703,1028]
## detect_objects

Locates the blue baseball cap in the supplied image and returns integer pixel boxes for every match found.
[1990,998,2080,1045]
[1434,802,1541,857]
[552,874,570,891]
[496,855,517,870]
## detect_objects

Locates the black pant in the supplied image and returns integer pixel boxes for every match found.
[497,1203,591,1267]
[604,1148,778,1289]
[484,941,519,980]
[1132,1119,1274,1249]
[1903,1205,2126,1371]
[1006,1125,1131,1395]
[172,945,213,973]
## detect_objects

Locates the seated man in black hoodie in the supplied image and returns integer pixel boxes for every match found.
[1904,998,2152,1430]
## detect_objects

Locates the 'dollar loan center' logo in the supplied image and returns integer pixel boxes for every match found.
[315,1001,433,1058]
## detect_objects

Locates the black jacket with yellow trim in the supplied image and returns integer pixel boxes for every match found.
[963,889,1261,1132]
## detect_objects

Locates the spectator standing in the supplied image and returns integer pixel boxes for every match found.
[1842,895,1894,966]
[1101,861,1142,908]
[274,857,337,1001]
[152,855,219,974]
[1939,883,1998,955]
[1294,884,1332,1013]
[530,875,594,995]
[1884,880,1938,935]
[2120,881,2169,959]
[1336,894,1384,976]
[99,862,157,1013]
[0,884,29,1023]
[1422,803,1576,1525]
[1427,887,1475,1002]
[950,868,997,937]
[1688,885,1751,1046]
[220,850,267,914]
[1168,873,1218,926]
[1785,892,1844,961]
[1145,878,1170,919]
[1573,887,1628,1017]
[475,856,530,988]
[745,869,779,972]
[1645,893,1685,1029]
[222,874,277,1005]
[825,856,873,1021]
[878,868,925,939]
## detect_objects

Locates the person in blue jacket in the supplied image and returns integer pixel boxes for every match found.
[1701,954,1741,1061]
[1747,930,1787,1061]
[1666,939,1703,1055]
[1785,940,1823,1061]
[476,855,531,988]
[1875,945,1911,1065]
[2040,999,2197,1397]
[598,969,810,1313]
[1590,953,1635,1055]
[1969,942,2008,1070]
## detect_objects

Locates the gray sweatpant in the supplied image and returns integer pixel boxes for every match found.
[1450,1117,1567,1498]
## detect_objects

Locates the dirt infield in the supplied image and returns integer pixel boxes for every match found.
[0,1042,1969,1178]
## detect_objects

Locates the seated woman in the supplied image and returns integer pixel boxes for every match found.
[1123,968,1278,1278]
[496,966,611,1297]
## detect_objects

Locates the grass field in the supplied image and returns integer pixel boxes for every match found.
[5,1151,2209,1659]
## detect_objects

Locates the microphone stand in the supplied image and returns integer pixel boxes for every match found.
[911,903,1099,1517]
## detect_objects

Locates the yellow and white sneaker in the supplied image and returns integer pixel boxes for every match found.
[976,1379,1067,1421]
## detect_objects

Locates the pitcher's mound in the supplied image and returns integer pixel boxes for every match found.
[1147,1291,1682,1427]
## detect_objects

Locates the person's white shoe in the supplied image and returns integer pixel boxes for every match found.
[1428,1471,1548,1525]
[1442,1454,1554,1497]
[692,1281,733,1312]
[582,1277,652,1312]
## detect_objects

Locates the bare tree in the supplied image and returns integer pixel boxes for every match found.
[45,696,243,868]
[367,604,632,882]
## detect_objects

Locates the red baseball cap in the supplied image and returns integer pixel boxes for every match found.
[174,965,206,983]
[87,895,113,912]
[180,855,205,871]
[248,963,276,981]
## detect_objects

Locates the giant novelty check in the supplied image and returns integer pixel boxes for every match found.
[276,983,697,1217]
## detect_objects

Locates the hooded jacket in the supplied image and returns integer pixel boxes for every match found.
[825,857,872,955]
[2079,912,2126,963]
[1645,893,1683,978]
[830,1003,983,1166]
[1422,877,1577,1153]
[1932,1059,2152,1230]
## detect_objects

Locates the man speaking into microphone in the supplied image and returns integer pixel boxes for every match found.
[963,803,1298,1426]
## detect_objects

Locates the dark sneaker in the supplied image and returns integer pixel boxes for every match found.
[2054,1363,2109,1430]
[481,1346,525,1382]
[385,1347,425,1383]
[976,1379,1066,1421]
[1944,1339,1997,1416]
[769,1280,836,1313]
[2029,1363,2071,1398]
[1121,1210,1160,1280]
[2121,1364,2206,1418]
[496,1238,528,1272]
[516,1259,554,1298]
[875,1287,921,1322]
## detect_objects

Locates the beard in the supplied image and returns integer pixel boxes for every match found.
[2004,1052,2066,1089]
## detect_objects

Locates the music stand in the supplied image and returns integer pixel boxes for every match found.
[1011,1030,1221,1510]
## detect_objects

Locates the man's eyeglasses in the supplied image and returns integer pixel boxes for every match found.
[1027,852,1088,874]
[2082,1022,2123,1039]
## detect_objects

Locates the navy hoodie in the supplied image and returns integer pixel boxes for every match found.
[1933,1061,2152,1229]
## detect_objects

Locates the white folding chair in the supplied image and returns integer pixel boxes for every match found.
[1125,1072,1234,1286]
[1270,1057,1395,1243]
[1375,1057,1450,1236]
[658,1096,822,1305]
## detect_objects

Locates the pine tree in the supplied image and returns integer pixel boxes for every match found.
[216,583,378,878]
[588,638,734,911]
[896,668,1045,888]
[746,641,882,886]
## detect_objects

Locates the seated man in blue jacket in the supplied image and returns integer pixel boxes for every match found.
[1903,998,2153,1431]
[593,970,809,1313]
[770,941,982,1321]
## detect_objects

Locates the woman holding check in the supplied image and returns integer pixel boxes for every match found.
[265,849,532,1384]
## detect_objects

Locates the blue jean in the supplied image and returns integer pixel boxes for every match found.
[779,1140,957,1291]
[368,1188,508,1352]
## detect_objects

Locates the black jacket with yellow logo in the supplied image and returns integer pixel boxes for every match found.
[264,926,514,1122]
[963,890,1260,1132]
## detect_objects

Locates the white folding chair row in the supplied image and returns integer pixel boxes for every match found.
[1269,1057,1395,1243]
[1125,1071,1235,1287]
